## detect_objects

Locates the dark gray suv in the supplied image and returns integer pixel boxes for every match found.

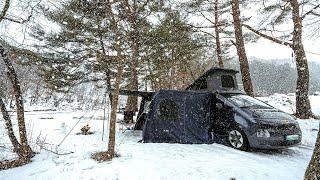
[213,93,302,150]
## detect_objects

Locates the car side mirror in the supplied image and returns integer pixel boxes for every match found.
[215,103,224,109]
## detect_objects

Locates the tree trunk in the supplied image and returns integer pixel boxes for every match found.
[0,97,23,154]
[305,123,320,179]
[125,70,138,112]
[125,6,139,121]
[98,30,113,104]
[107,64,123,158]
[0,46,33,158]
[214,0,224,68]
[102,3,124,158]
[231,0,254,97]
[125,54,138,113]
[290,0,313,119]
[0,0,10,22]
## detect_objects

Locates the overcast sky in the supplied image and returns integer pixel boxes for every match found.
[1,0,320,64]
[246,38,320,62]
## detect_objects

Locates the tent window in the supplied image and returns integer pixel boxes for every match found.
[221,75,235,88]
[157,99,180,120]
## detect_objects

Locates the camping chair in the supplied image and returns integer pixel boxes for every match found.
[117,120,134,132]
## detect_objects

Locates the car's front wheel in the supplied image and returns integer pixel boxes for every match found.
[228,127,249,151]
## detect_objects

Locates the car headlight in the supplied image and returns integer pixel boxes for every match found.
[257,129,271,138]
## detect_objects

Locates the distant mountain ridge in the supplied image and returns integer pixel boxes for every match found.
[225,57,320,96]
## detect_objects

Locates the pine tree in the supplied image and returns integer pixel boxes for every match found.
[181,0,234,67]
[242,0,318,118]
[144,10,210,90]
[115,0,164,118]
[30,1,110,92]
[182,0,255,96]
[29,1,164,119]
[231,0,254,97]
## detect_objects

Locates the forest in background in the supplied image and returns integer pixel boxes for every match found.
[1,56,320,110]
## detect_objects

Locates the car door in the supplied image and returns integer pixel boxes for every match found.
[213,95,235,134]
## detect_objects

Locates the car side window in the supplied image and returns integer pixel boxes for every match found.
[157,99,180,120]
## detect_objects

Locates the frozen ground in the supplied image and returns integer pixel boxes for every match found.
[0,95,319,180]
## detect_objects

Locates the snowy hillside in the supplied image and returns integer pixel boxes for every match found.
[0,94,319,180]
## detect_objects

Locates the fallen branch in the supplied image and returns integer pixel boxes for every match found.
[34,133,73,156]
[42,147,74,156]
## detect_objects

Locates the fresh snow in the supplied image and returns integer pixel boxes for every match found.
[0,94,319,180]
[258,94,320,115]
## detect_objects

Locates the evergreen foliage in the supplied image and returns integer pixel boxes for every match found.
[28,1,209,92]
[144,11,210,90]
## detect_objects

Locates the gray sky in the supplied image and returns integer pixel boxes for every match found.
[1,0,320,63]
[246,38,320,62]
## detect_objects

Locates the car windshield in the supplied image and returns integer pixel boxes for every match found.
[223,94,272,109]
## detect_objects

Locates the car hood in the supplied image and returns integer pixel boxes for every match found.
[242,108,297,124]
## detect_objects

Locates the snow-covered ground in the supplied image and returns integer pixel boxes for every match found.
[0,94,319,180]
[258,93,320,115]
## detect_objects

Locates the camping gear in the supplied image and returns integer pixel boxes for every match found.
[116,67,302,150]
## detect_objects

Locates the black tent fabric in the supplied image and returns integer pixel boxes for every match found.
[142,90,215,144]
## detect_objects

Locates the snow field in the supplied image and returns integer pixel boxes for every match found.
[0,94,319,180]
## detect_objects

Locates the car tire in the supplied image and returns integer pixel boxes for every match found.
[228,127,249,151]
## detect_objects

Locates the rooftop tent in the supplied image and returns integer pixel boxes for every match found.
[142,90,214,144]
[186,67,239,92]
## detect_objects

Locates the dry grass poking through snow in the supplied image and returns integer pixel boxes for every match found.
[91,151,120,162]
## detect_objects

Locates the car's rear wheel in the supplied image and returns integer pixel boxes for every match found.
[228,127,249,151]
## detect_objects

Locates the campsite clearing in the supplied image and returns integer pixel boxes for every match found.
[0,94,319,180]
